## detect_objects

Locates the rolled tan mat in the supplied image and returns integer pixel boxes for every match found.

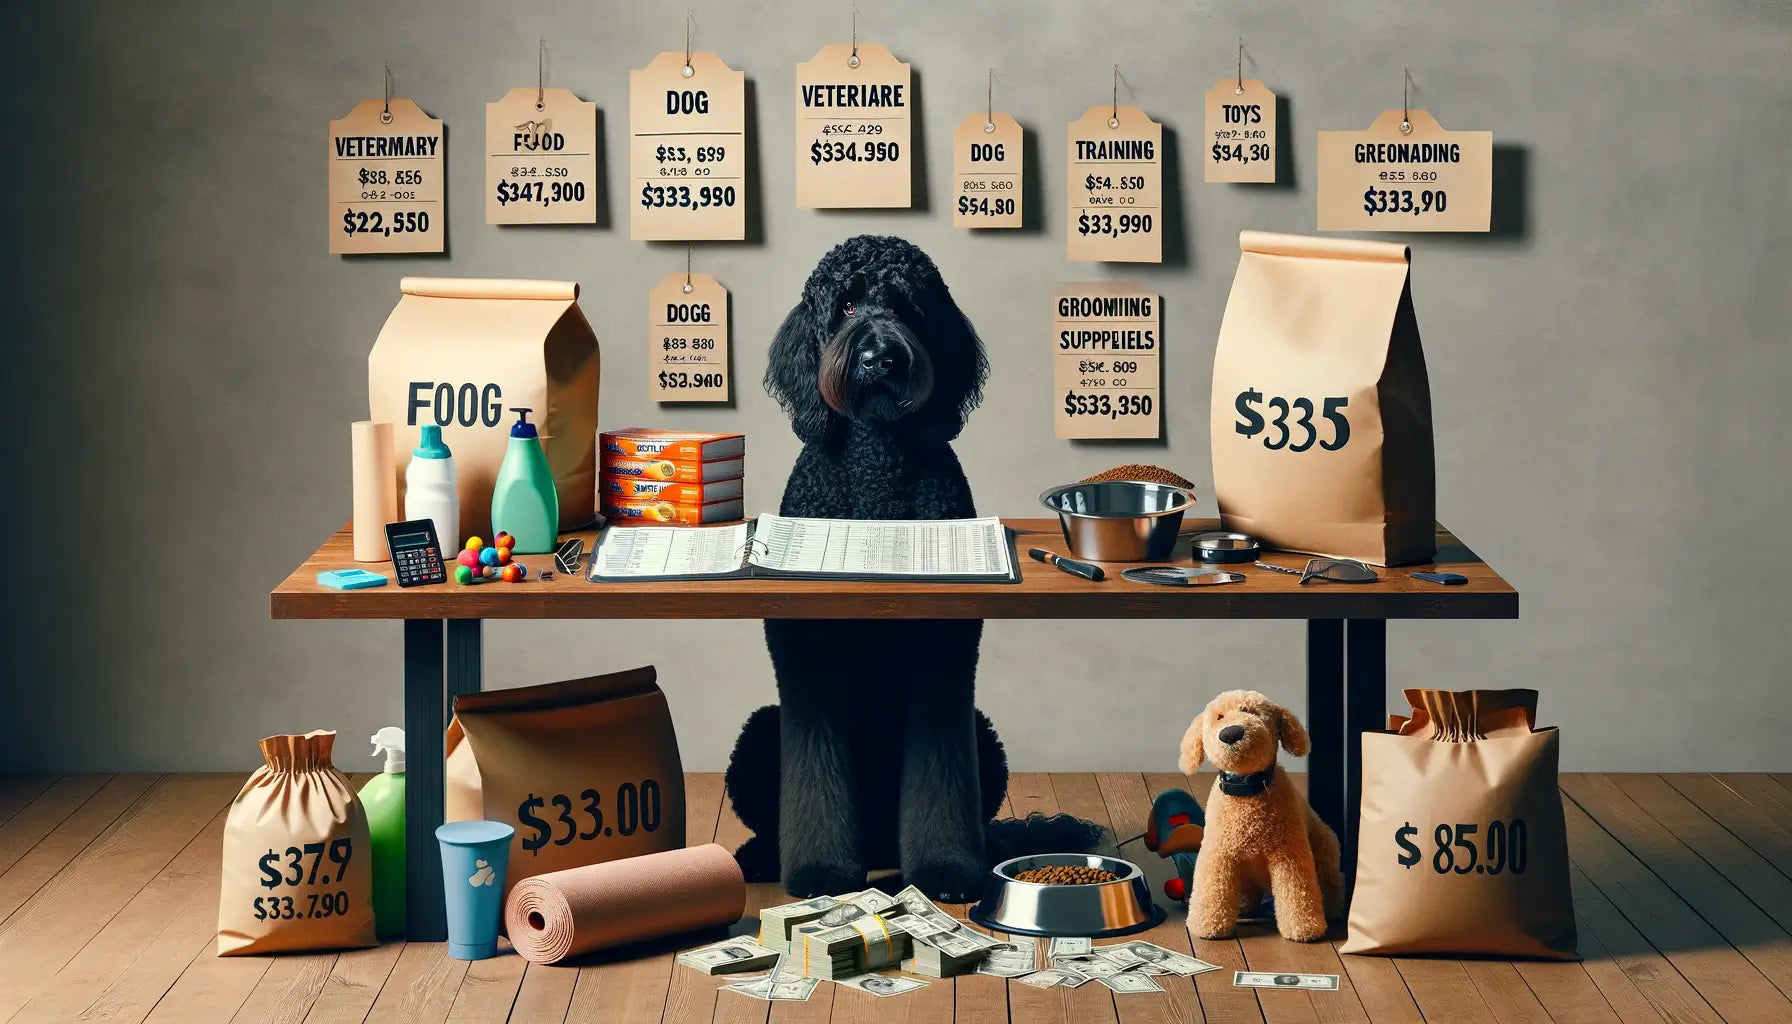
[505,843,744,964]
[351,420,396,561]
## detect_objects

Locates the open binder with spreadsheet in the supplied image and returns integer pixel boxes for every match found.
[585,514,1021,583]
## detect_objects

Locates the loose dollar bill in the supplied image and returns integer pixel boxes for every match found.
[1100,971,1165,994]
[1232,971,1341,991]
[724,952,822,1001]
[1017,968,1085,989]
[677,935,780,975]
[834,972,929,997]
[975,941,1038,978]
[1101,941,1221,977]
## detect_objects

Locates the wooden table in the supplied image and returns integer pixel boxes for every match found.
[273,517,1516,941]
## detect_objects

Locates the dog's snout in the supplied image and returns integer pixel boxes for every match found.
[855,333,906,376]
[1217,725,1246,746]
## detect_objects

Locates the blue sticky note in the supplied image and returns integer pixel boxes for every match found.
[318,569,389,590]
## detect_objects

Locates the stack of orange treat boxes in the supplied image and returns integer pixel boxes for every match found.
[599,429,745,524]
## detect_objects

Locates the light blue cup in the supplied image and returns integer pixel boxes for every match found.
[436,820,515,960]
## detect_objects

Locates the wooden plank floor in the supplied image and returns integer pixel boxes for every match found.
[0,773,1787,1023]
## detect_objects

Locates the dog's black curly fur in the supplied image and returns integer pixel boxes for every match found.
[725,235,1102,903]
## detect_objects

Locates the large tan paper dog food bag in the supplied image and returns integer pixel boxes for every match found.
[1344,689,1575,959]
[369,277,600,538]
[1209,231,1435,565]
[217,731,377,955]
[446,667,685,900]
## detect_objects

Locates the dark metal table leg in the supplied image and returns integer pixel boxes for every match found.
[1306,620,1345,847]
[446,619,483,708]
[1343,618,1388,886]
[403,618,446,942]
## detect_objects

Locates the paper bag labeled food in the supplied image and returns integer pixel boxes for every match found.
[1343,690,1575,959]
[217,731,377,955]
[368,278,600,539]
[1209,231,1435,565]
[446,667,685,898]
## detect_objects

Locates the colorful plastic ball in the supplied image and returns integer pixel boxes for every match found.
[511,562,527,578]
[501,563,523,583]
[465,536,484,551]
[480,547,501,567]
[496,545,512,565]
[483,565,498,578]
[457,549,480,568]
[495,532,512,548]
[454,565,473,585]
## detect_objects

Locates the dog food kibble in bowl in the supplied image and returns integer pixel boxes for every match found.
[1014,865,1119,885]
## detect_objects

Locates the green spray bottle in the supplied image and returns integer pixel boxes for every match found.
[491,407,559,553]
[360,727,406,937]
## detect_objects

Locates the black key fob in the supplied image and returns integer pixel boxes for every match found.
[1411,571,1468,586]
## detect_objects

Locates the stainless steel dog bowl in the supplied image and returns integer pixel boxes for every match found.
[1039,481,1197,562]
[968,854,1165,939]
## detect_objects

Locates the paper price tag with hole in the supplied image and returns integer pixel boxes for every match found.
[1204,79,1276,183]
[486,87,598,225]
[796,43,911,208]
[329,98,444,254]
[1067,106,1162,263]
[650,274,729,402]
[953,112,1021,228]
[631,52,746,240]
[1054,283,1160,439]
[1318,110,1491,231]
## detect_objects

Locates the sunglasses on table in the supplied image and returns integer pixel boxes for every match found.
[1254,558,1381,584]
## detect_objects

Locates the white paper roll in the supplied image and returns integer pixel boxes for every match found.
[351,421,397,561]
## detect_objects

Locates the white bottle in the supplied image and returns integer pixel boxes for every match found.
[404,425,459,548]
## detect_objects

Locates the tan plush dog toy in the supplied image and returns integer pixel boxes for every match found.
[1178,690,1345,942]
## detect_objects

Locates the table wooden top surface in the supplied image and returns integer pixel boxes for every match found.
[271,518,1516,620]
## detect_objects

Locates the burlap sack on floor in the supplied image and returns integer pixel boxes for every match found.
[1343,690,1576,959]
[446,667,685,901]
[1209,231,1436,565]
[217,731,377,955]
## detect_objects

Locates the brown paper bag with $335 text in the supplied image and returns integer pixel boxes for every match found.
[1343,690,1575,959]
[217,731,376,955]
[446,667,685,901]
[1210,231,1435,565]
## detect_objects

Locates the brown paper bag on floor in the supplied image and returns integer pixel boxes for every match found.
[368,277,601,539]
[217,731,376,955]
[1209,231,1436,565]
[446,667,685,900]
[1343,689,1576,959]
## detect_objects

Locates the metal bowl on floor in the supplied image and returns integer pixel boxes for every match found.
[1040,480,1197,562]
[968,854,1164,939]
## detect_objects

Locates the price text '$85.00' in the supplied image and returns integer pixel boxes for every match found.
[1395,820,1529,875]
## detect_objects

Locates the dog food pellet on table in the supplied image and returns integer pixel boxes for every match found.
[1015,865,1118,885]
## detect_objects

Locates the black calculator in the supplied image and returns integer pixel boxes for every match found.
[384,520,447,587]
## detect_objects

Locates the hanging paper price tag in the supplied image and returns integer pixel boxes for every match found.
[795,43,911,208]
[328,98,444,254]
[953,112,1022,228]
[1318,110,1492,231]
[1067,106,1162,263]
[630,52,747,240]
[1204,79,1276,183]
[1053,283,1160,439]
[649,273,729,402]
[485,87,598,225]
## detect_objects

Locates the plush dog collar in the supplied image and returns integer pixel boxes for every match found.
[1217,764,1276,797]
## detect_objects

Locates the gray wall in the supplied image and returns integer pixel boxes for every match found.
[3,0,1787,775]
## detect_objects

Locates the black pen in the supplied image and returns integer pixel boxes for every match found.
[1028,547,1106,581]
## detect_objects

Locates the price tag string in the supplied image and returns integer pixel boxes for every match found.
[986,68,996,133]
[682,11,696,78]
[848,7,861,68]
[684,244,694,293]
[1401,67,1414,134]
[537,39,547,110]
[381,63,393,124]
[1110,65,1119,128]
[1236,38,1245,95]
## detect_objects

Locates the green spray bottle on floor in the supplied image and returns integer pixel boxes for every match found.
[360,727,406,937]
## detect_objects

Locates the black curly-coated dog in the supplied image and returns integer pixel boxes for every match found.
[725,235,1101,903]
